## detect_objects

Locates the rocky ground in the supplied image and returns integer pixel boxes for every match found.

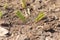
[0,0,60,40]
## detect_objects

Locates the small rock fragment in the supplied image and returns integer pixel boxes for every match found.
[27,8,30,15]
[0,27,8,36]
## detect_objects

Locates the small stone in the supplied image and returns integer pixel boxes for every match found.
[0,27,8,36]
[54,16,59,20]
[27,8,30,15]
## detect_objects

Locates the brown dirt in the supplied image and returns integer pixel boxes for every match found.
[0,0,60,40]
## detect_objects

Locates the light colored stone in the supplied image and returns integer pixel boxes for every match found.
[0,27,8,36]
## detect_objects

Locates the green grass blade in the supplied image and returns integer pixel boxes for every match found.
[35,12,45,23]
[21,0,26,8]
[4,3,8,9]
[16,10,26,22]
[0,11,2,18]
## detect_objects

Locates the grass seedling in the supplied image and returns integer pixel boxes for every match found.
[21,0,26,8]
[16,10,26,23]
[0,11,2,18]
[21,0,31,18]
[4,3,8,9]
[35,12,45,23]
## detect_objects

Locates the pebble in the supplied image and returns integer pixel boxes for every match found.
[0,27,8,36]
